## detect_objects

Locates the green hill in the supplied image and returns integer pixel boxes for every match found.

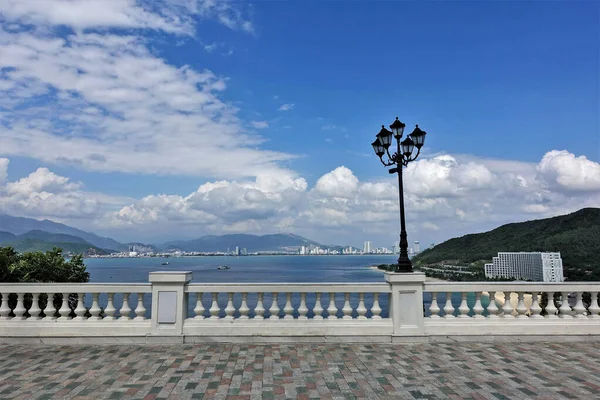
[412,208,600,281]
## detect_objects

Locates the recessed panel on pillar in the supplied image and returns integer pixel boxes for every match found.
[158,291,177,324]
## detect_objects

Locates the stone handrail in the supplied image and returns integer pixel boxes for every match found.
[0,271,597,343]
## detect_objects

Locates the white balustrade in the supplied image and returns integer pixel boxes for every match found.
[0,284,151,327]
[422,283,600,323]
[1,278,598,341]
[183,284,390,322]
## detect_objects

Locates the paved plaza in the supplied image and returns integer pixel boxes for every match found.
[0,341,598,399]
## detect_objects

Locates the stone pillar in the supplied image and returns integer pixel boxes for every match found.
[384,272,426,337]
[149,271,192,338]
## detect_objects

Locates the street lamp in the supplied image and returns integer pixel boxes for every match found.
[371,117,427,273]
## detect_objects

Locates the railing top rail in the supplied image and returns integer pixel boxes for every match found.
[424,281,600,292]
[186,282,391,293]
[0,283,152,293]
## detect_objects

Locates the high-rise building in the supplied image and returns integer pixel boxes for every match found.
[235,246,240,256]
[414,241,420,254]
[363,241,372,254]
[484,252,564,282]
[300,245,307,255]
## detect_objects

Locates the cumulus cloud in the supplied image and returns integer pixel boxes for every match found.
[0,0,285,180]
[536,150,600,192]
[1,150,599,245]
[278,103,294,111]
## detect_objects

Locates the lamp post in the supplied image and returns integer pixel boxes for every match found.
[371,117,427,273]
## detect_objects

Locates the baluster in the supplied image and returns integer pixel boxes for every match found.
[558,292,572,319]
[371,293,382,319]
[356,293,367,320]
[28,293,42,320]
[58,293,72,320]
[327,293,338,319]
[119,293,132,320]
[588,292,600,318]
[458,292,470,318]
[269,292,280,319]
[486,291,499,318]
[13,293,27,320]
[239,293,249,319]
[224,293,235,320]
[46,293,57,320]
[516,292,528,318]
[254,293,265,320]
[73,293,87,320]
[573,292,586,318]
[545,292,558,318]
[194,293,205,319]
[104,293,116,320]
[89,293,102,320]
[0,293,12,320]
[443,292,455,318]
[209,293,219,319]
[283,293,294,319]
[342,293,353,319]
[134,293,146,320]
[313,293,323,319]
[472,292,484,318]
[501,292,514,318]
[428,292,440,318]
[529,293,543,318]
[298,293,308,319]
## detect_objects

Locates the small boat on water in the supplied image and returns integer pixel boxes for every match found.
[161,262,170,265]
[217,265,230,270]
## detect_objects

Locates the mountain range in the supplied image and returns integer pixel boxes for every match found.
[412,207,600,281]
[0,214,335,254]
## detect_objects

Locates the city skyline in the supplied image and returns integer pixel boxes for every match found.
[0,1,599,247]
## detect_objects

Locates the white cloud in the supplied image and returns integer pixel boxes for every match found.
[0,158,8,186]
[0,161,126,220]
[0,6,292,180]
[204,42,219,52]
[250,121,269,129]
[536,150,600,192]
[0,0,254,36]
[278,103,294,111]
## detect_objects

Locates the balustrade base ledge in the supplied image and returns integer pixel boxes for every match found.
[1,334,599,345]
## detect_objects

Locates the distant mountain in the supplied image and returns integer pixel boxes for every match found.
[0,231,17,244]
[16,230,90,244]
[5,238,109,255]
[0,214,124,251]
[412,208,600,281]
[163,233,322,252]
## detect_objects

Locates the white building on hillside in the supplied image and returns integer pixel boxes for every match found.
[484,252,564,282]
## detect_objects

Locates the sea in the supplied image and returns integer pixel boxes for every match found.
[84,255,474,318]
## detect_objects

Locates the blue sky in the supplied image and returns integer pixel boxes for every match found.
[0,0,599,247]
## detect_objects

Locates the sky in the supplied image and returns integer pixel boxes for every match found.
[0,0,599,248]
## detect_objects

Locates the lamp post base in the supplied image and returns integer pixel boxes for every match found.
[395,257,413,273]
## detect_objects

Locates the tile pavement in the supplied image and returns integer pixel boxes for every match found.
[0,342,598,399]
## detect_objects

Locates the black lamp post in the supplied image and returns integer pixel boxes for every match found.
[371,117,427,273]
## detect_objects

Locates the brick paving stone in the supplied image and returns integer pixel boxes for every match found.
[0,342,599,399]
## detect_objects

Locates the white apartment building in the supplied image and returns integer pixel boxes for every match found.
[363,241,372,254]
[484,252,564,282]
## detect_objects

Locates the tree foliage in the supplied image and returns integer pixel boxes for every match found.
[0,246,90,317]
[0,246,89,283]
